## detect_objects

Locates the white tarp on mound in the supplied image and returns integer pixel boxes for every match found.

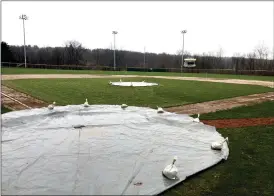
[2,105,229,195]
[110,81,158,87]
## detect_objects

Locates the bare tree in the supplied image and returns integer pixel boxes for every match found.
[232,52,242,73]
[208,51,215,57]
[215,46,224,68]
[64,40,84,65]
[254,42,270,60]
[246,52,256,70]
[52,47,64,65]
[216,46,224,58]
[176,49,191,57]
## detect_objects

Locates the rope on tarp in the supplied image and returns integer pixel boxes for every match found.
[1,92,32,109]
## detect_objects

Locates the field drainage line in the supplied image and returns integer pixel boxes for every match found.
[1,92,32,109]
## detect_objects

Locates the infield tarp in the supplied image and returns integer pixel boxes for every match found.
[1,105,229,195]
[110,81,158,87]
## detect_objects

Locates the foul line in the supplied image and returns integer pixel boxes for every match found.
[1,92,32,109]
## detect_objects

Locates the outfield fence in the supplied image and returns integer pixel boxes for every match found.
[1,62,274,76]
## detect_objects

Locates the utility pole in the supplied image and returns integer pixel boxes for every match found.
[19,14,28,68]
[112,31,118,71]
[181,30,187,74]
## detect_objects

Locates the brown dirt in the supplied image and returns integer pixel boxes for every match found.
[202,117,274,128]
[1,85,48,110]
[2,74,274,88]
[166,92,274,115]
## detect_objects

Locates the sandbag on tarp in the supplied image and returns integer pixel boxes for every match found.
[1,105,229,195]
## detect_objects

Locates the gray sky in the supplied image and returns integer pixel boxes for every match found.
[2,1,273,57]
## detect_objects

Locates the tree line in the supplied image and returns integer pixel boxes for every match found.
[1,41,273,71]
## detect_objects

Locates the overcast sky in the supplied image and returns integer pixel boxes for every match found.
[2,1,273,57]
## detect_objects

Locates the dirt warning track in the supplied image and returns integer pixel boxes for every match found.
[2,74,274,88]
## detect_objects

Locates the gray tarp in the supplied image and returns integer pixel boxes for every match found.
[1,105,229,195]
[110,81,158,87]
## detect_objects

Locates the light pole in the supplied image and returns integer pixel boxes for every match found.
[181,30,187,73]
[112,31,118,71]
[19,14,28,68]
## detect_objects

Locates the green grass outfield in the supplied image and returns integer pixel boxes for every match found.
[2,76,274,195]
[2,78,273,108]
[162,125,274,196]
[2,67,274,81]
[201,101,274,120]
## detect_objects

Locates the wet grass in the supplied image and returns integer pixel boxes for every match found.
[162,125,274,196]
[201,101,274,120]
[2,72,274,195]
[1,106,11,114]
[2,67,274,81]
[2,78,273,108]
